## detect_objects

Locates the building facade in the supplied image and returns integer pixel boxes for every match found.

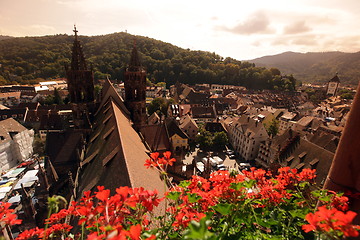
[225,115,268,161]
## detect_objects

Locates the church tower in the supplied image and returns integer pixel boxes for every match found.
[124,40,147,130]
[66,26,94,103]
[326,74,340,96]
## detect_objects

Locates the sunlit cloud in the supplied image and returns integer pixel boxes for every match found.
[1,0,360,59]
[283,21,312,34]
[215,11,275,35]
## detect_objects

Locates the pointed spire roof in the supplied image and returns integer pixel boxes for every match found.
[127,39,142,71]
[329,73,340,83]
[70,25,87,71]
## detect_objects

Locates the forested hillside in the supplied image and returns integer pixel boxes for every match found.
[249,51,360,86]
[0,35,13,41]
[0,32,295,90]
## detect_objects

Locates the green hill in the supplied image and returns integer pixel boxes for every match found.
[0,32,295,91]
[249,51,360,86]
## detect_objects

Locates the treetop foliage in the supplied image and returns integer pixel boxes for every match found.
[0,33,296,90]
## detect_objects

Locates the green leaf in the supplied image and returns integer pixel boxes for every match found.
[179,180,191,188]
[298,181,309,188]
[183,218,215,240]
[212,203,232,215]
[187,193,202,203]
[244,179,256,189]
[166,191,181,201]
[289,209,306,219]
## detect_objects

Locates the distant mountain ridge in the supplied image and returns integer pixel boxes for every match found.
[248,51,360,86]
[0,35,13,41]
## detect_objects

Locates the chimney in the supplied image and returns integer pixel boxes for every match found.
[247,116,250,122]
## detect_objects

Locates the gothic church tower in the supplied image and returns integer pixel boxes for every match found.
[66,26,94,103]
[124,40,147,130]
[326,74,340,96]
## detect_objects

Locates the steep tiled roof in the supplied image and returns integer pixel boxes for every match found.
[308,131,339,153]
[139,124,171,152]
[192,105,216,119]
[284,138,334,185]
[166,118,188,139]
[0,118,27,143]
[179,114,198,129]
[77,79,164,198]
[148,112,160,124]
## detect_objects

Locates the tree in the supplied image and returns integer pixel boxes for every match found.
[196,130,228,151]
[53,88,63,105]
[265,118,279,137]
[269,67,281,76]
[41,95,55,105]
[147,97,175,116]
[195,129,213,151]
[33,134,45,156]
[212,132,228,151]
[94,84,103,101]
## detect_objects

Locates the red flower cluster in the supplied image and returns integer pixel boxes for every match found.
[0,202,22,227]
[302,206,360,237]
[166,167,317,228]
[16,186,160,239]
[144,151,176,170]
[2,152,359,239]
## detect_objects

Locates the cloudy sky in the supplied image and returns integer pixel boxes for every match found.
[1,0,360,60]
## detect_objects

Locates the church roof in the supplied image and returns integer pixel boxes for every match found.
[77,79,164,197]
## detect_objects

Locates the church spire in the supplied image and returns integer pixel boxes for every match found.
[70,25,87,71]
[128,39,141,71]
[66,26,95,103]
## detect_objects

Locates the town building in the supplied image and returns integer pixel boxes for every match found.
[255,129,334,185]
[0,118,34,171]
[224,115,268,161]
[179,114,198,140]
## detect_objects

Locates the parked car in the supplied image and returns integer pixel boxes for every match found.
[212,156,224,164]
[203,157,223,167]
[217,164,226,171]
[229,154,236,159]
[226,150,234,155]
[238,162,251,170]
[196,162,205,172]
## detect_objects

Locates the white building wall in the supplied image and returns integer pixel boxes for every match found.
[13,129,34,161]
[0,141,16,171]
[0,129,34,171]
[227,122,268,161]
